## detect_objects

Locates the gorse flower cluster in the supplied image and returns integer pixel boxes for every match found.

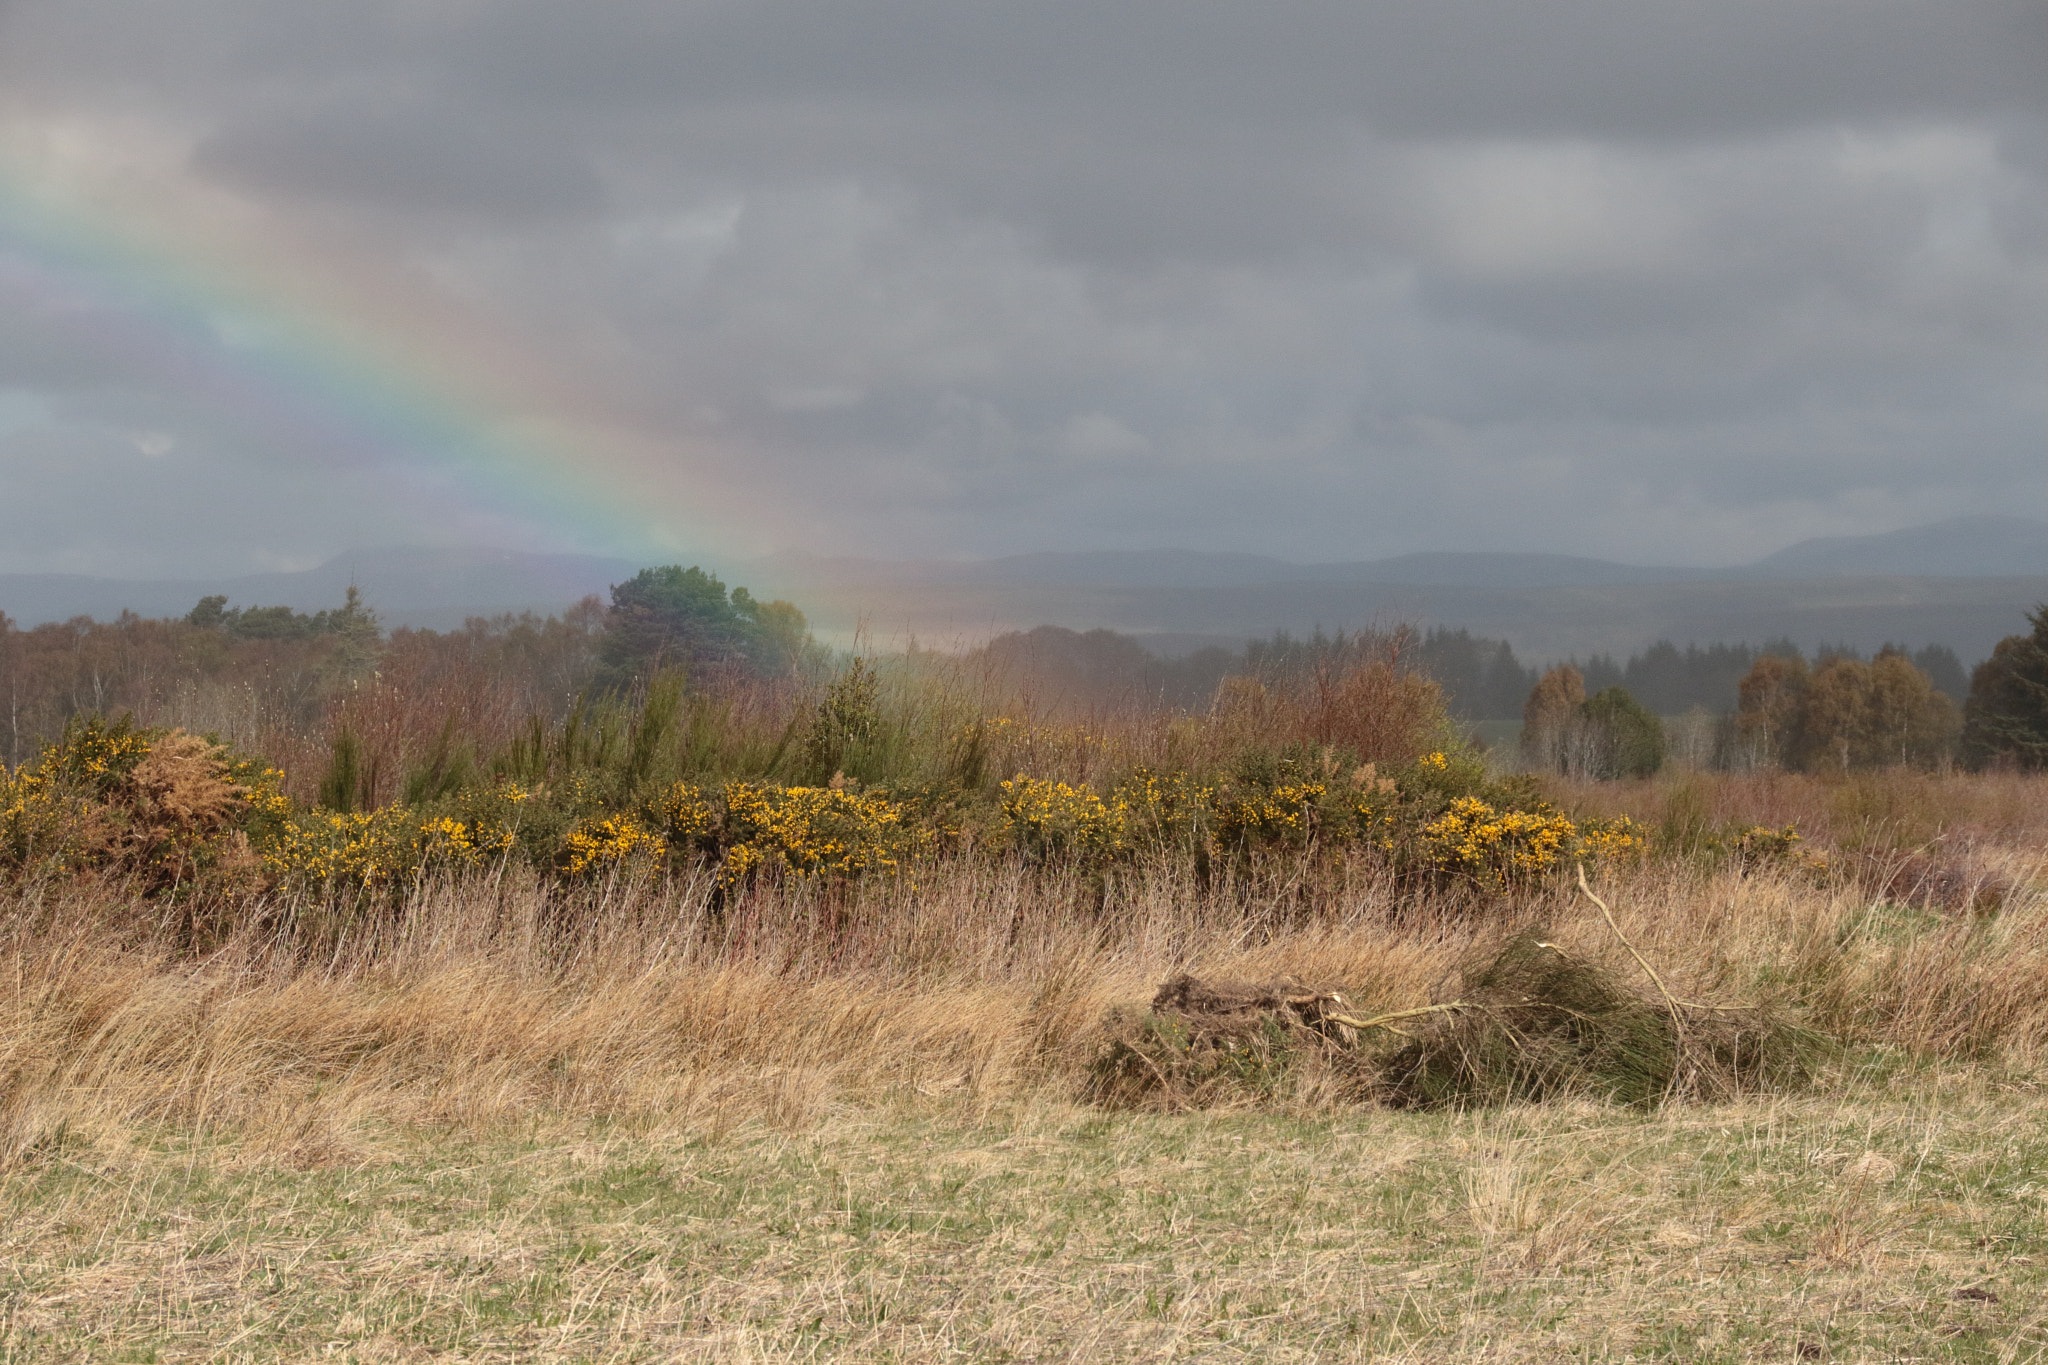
[260,807,422,888]
[1211,780,1328,853]
[258,776,533,891]
[561,815,663,876]
[999,777,1131,862]
[994,749,1644,886]
[4,717,1658,901]
[0,717,158,866]
[1415,796,1641,888]
[0,715,266,890]
[714,782,931,883]
[257,773,938,890]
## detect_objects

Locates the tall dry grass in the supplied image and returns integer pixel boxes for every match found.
[1549,767,2048,853]
[4,836,2043,1168]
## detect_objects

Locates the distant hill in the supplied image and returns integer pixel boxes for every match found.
[0,548,638,631]
[764,571,2048,668]
[759,547,1689,592]
[1742,516,2048,578]
[758,549,1310,590]
[762,516,2048,595]
[1308,552,1702,588]
[7,515,2046,662]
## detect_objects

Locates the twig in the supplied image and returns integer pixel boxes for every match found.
[1542,929,1747,1012]
[1572,871,1687,1031]
[1576,863,1685,1038]
[1322,1002,1473,1036]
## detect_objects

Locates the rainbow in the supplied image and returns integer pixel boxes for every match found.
[0,139,742,562]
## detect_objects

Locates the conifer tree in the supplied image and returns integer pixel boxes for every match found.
[595,565,813,690]
[1961,605,2048,769]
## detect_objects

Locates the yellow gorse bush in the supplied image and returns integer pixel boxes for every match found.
[561,814,663,876]
[1111,767,1214,849]
[0,769,88,872]
[261,777,533,888]
[3,721,1663,898]
[241,767,293,820]
[717,782,922,884]
[2,719,261,885]
[419,815,518,866]
[0,721,153,846]
[1414,796,1645,888]
[259,807,422,889]
[657,780,718,842]
[1212,780,1327,852]
[1000,754,1646,885]
[1577,816,1652,865]
[998,775,1129,861]
[1343,763,1403,851]
[34,720,154,786]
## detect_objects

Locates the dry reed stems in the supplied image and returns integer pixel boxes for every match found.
[1,840,2042,1169]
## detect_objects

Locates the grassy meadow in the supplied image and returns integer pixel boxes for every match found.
[2,638,2046,1361]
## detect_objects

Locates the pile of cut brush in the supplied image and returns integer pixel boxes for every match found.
[1093,923,1820,1112]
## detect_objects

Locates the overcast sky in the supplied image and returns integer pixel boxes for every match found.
[1,0,2042,578]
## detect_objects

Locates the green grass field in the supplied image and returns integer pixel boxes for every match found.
[6,1073,2042,1363]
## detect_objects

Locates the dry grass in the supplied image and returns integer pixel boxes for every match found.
[1553,769,2048,861]
[3,1085,2044,1360]
[2,841,2044,1156]
[2,785,2046,1359]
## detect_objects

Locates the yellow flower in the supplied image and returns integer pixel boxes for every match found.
[712,782,921,884]
[1411,797,1644,887]
[999,775,1128,861]
[1212,781,1326,853]
[562,814,663,876]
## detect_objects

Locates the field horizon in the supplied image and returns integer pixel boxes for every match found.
[7,514,2048,665]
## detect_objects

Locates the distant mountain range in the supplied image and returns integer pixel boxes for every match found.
[1743,516,2048,579]
[0,547,638,632]
[3,515,2045,663]
[748,516,2048,663]
[758,515,2048,592]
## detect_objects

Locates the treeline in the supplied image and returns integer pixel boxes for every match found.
[1420,631,1967,720]
[959,626,1539,717]
[4,580,1972,772]
[965,621,2036,776]
[0,591,597,774]
[0,566,813,788]
[962,624,1969,723]
[1513,606,2048,776]
[8,561,2042,790]
[1518,645,1964,778]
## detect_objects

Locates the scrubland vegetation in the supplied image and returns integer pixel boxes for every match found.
[4,571,2048,1361]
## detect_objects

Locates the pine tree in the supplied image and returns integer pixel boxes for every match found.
[595,566,814,690]
[1961,605,2048,770]
[326,585,382,685]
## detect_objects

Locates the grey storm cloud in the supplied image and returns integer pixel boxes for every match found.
[190,109,606,219]
[0,0,2041,574]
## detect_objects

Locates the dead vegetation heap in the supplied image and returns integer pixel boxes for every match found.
[1097,871,1823,1111]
